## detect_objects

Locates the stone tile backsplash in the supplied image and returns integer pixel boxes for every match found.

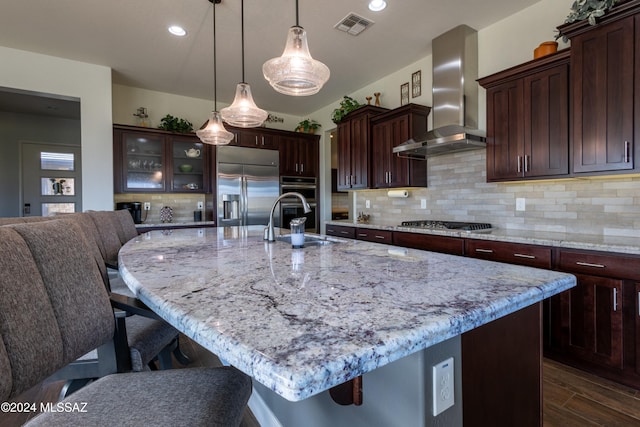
[114,193,209,224]
[351,151,640,238]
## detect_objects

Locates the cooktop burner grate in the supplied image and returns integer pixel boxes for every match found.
[399,220,492,231]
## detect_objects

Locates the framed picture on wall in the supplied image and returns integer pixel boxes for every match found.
[401,82,410,105]
[412,70,421,98]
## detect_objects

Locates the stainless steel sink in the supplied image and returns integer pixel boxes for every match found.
[275,234,338,246]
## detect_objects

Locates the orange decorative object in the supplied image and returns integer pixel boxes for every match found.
[534,41,558,59]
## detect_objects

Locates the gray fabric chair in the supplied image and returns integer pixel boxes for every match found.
[114,208,140,244]
[0,221,251,426]
[0,215,187,386]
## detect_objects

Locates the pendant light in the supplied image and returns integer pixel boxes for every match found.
[197,0,234,145]
[262,0,330,96]
[220,0,268,127]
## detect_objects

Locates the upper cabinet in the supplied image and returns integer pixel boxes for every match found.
[479,50,570,181]
[336,106,387,191]
[558,3,637,174]
[279,133,319,177]
[370,104,430,188]
[227,127,278,150]
[113,125,210,193]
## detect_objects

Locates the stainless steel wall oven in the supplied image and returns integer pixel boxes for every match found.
[279,176,317,232]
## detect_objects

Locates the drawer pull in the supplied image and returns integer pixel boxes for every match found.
[374,235,386,239]
[357,233,367,237]
[341,231,350,235]
[613,288,618,312]
[513,253,535,259]
[575,261,605,268]
[475,248,494,254]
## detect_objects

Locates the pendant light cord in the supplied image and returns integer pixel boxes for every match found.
[241,0,245,83]
[295,0,299,26]
[213,1,218,110]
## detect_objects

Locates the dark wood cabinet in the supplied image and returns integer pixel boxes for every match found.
[393,231,464,256]
[479,50,569,181]
[235,128,277,149]
[560,274,624,369]
[279,134,319,177]
[336,106,387,191]
[325,224,356,239]
[465,239,553,269]
[113,125,210,193]
[370,104,429,188]
[548,247,640,388]
[559,10,635,174]
[354,228,393,244]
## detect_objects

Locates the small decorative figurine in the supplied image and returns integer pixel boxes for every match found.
[366,96,372,105]
[374,92,381,106]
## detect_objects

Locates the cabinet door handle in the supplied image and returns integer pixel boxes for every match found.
[295,164,299,172]
[637,291,640,316]
[475,248,494,254]
[261,136,265,146]
[524,155,529,173]
[576,261,605,268]
[613,288,618,312]
[517,156,522,173]
[300,163,304,173]
[255,136,259,145]
[513,253,535,259]
[625,141,630,163]
[388,171,392,183]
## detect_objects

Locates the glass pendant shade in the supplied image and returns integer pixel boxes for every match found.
[262,26,330,96]
[221,83,268,127]
[196,111,234,145]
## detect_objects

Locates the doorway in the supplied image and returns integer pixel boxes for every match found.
[21,142,82,217]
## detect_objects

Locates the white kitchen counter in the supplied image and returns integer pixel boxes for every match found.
[119,226,574,403]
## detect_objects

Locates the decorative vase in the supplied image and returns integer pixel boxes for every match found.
[533,41,558,59]
[374,92,381,107]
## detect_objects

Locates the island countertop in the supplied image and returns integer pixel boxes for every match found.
[118,226,575,402]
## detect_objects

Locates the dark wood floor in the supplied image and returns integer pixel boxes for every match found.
[3,338,640,426]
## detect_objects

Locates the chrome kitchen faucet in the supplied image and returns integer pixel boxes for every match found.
[264,192,311,242]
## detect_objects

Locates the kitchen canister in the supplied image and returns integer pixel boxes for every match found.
[533,41,558,59]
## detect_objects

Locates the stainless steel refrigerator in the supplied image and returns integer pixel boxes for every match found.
[217,145,280,227]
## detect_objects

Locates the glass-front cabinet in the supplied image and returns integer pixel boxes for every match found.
[113,126,210,193]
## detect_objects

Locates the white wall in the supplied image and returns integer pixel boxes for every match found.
[0,46,114,211]
[112,83,303,132]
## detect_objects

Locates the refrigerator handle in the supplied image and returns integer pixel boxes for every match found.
[241,176,247,224]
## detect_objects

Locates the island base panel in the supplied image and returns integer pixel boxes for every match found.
[462,302,542,427]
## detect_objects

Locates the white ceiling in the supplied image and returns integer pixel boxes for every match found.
[0,0,540,117]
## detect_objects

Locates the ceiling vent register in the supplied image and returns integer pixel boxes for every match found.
[334,13,374,36]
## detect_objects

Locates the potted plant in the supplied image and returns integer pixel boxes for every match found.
[557,0,621,41]
[157,114,194,133]
[296,119,321,134]
[331,96,362,124]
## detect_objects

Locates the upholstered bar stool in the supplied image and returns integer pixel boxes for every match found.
[0,222,252,426]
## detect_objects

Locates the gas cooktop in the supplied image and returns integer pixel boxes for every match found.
[399,220,493,232]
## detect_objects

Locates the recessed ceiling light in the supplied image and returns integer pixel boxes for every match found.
[368,0,387,12]
[168,25,187,36]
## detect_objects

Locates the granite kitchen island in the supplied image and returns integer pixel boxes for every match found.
[118,226,575,426]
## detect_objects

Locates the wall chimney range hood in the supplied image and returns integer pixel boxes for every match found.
[394,25,486,159]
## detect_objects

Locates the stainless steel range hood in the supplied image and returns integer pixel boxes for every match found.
[394,25,486,159]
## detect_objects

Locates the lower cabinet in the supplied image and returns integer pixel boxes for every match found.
[354,228,392,244]
[393,231,464,256]
[547,248,640,388]
[325,224,355,239]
